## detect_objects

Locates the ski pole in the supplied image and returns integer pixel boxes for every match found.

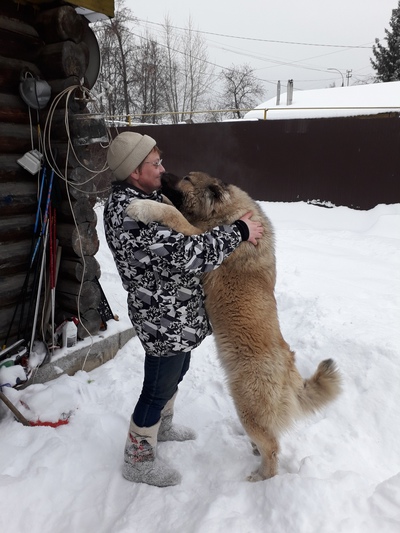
[2,165,48,348]
[28,165,56,351]
[30,165,54,268]
[0,390,31,426]
[29,221,49,354]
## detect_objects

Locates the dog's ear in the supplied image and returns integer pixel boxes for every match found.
[208,182,227,201]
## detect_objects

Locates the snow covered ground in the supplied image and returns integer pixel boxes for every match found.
[1,200,399,533]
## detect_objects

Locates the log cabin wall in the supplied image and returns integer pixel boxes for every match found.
[0,0,106,350]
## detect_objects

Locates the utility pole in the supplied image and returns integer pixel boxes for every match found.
[346,69,352,86]
[328,68,344,87]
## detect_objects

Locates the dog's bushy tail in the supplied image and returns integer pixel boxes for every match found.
[298,359,341,415]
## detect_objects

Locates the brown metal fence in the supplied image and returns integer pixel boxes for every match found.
[119,115,400,209]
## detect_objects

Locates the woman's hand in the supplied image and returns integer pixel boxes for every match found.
[240,211,264,245]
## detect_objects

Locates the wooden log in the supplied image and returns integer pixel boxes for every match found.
[56,279,101,314]
[47,77,87,112]
[0,304,31,347]
[53,306,102,340]
[0,15,43,61]
[48,76,80,96]
[77,308,102,339]
[0,2,31,19]
[0,123,38,154]
[59,256,101,282]
[57,278,100,298]
[58,166,97,205]
[34,5,85,44]
[0,240,31,275]
[0,155,35,182]
[0,180,37,215]
[0,55,41,92]
[58,198,97,224]
[48,76,81,95]
[0,272,33,307]
[0,93,32,124]
[57,221,99,257]
[38,41,88,79]
[55,143,92,169]
[0,214,35,241]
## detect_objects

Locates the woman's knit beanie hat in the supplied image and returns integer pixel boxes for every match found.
[107,131,156,181]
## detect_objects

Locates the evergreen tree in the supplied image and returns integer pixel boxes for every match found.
[371,2,400,82]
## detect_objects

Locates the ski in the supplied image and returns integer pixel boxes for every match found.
[0,339,25,362]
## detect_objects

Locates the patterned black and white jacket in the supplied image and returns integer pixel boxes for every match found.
[103,182,245,357]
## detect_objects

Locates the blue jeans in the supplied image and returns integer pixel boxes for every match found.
[132,351,191,427]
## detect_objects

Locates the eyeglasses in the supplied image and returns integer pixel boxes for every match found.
[143,159,163,167]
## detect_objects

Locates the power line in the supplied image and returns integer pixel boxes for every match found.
[137,18,372,50]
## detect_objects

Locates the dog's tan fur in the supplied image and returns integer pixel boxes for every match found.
[126,171,341,481]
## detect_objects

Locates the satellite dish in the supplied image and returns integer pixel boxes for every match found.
[19,76,51,109]
[82,24,101,89]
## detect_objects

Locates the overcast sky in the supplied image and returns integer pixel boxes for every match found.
[123,0,397,99]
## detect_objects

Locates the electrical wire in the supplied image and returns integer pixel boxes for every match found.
[40,84,115,370]
[136,18,372,49]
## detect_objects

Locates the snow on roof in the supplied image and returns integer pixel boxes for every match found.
[244,81,400,120]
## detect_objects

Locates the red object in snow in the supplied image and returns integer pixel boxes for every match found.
[29,418,70,428]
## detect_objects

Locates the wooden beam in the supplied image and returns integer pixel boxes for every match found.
[64,1,114,18]
[14,1,114,18]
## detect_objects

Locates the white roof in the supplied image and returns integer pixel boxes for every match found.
[244,81,400,120]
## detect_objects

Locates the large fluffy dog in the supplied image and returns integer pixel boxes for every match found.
[126,171,341,481]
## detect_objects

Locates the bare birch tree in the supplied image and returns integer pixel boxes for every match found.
[161,16,215,123]
[92,1,136,120]
[219,64,265,119]
[133,32,167,123]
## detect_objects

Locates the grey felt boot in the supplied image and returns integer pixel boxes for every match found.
[122,418,181,487]
[158,392,197,442]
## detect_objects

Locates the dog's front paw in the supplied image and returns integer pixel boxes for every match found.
[246,470,265,482]
[126,200,158,224]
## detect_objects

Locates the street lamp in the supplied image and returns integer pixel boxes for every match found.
[328,68,344,87]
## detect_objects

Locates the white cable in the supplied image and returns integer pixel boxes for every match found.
[41,83,113,369]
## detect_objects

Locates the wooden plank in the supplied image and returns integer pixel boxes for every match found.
[67,1,114,18]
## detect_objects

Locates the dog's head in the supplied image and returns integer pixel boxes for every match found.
[161,171,230,222]
[161,172,185,210]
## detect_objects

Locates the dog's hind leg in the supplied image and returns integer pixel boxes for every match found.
[247,433,279,482]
